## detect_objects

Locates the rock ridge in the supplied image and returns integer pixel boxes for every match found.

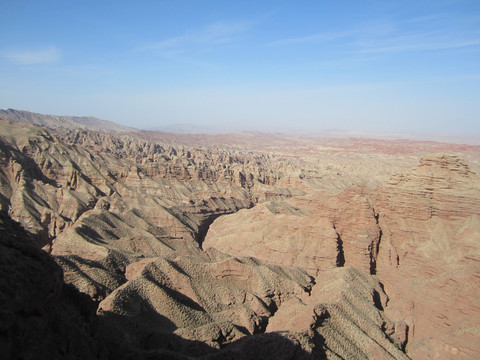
[1,118,479,359]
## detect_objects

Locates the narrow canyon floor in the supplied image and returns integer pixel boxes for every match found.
[1,111,480,359]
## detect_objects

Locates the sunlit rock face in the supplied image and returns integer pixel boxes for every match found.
[372,154,480,359]
[1,113,480,359]
[206,153,480,359]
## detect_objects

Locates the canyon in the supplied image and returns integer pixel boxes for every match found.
[1,109,479,359]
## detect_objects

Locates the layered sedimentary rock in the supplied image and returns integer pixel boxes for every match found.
[1,115,479,359]
[206,153,480,359]
[204,187,382,275]
[0,121,290,300]
[373,154,480,359]
[96,251,313,358]
[268,267,409,360]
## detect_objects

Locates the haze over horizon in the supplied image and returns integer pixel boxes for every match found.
[1,0,479,135]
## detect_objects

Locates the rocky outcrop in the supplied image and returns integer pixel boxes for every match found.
[204,187,382,276]
[96,251,313,358]
[2,116,479,359]
[205,153,480,359]
[0,121,293,301]
[268,267,409,360]
[372,154,480,359]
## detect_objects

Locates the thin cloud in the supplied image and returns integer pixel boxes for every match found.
[357,30,480,54]
[406,13,444,24]
[268,15,480,57]
[267,29,356,46]
[138,21,251,54]
[3,45,61,65]
[267,23,395,46]
[359,39,480,54]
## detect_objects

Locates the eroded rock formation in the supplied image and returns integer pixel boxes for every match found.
[373,154,480,358]
[1,114,479,359]
[205,153,480,359]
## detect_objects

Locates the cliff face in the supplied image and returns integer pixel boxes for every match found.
[206,152,480,359]
[373,154,480,359]
[1,117,479,359]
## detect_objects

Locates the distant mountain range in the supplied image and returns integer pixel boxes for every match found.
[0,109,135,133]
[2,108,479,146]
[148,123,221,134]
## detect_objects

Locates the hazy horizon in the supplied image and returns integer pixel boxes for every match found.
[1,1,479,135]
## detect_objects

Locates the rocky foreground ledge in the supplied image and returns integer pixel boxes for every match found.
[1,118,479,359]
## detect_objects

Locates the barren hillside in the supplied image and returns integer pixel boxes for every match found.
[1,113,479,359]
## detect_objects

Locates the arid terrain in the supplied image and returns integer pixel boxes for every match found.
[1,109,479,359]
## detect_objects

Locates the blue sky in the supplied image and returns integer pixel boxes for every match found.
[1,0,479,134]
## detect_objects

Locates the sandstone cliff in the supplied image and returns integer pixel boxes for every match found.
[205,153,480,359]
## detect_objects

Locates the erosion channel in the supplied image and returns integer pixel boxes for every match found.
[1,114,480,359]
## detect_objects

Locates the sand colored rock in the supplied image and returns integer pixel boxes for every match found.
[204,187,382,275]
[372,153,480,359]
[2,116,480,359]
[268,267,409,359]
[204,201,339,275]
[96,252,313,357]
[205,153,480,358]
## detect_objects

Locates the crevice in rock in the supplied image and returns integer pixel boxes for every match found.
[256,294,279,334]
[194,201,257,250]
[254,316,269,334]
[262,279,317,335]
[195,213,224,250]
[372,289,384,311]
[304,276,316,296]
[402,324,409,352]
[370,210,382,275]
[378,282,389,307]
[333,224,345,267]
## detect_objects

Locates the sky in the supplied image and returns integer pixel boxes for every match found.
[1,0,479,135]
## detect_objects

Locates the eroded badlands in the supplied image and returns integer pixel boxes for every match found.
[1,110,479,359]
